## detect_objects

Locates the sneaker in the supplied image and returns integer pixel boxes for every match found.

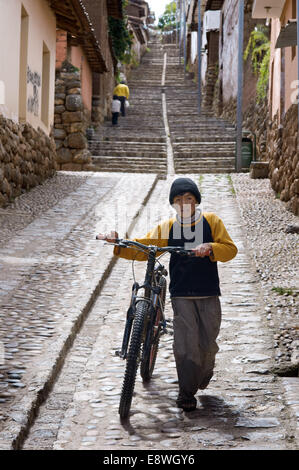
[176,395,197,412]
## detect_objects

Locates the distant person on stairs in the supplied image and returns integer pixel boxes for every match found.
[111,95,121,126]
[113,81,130,117]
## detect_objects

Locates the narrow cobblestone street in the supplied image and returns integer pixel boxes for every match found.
[0,38,298,452]
[21,174,299,450]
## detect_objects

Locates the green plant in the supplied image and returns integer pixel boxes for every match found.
[122,49,139,68]
[158,1,177,34]
[108,1,133,63]
[271,287,296,296]
[61,60,80,73]
[244,25,270,103]
[226,174,236,195]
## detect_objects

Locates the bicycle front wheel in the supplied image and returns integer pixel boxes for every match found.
[141,277,166,382]
[119,300,148,420]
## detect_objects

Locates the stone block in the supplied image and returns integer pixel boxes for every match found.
[65,80,81,90]
[65,122,85,134]
[55,105,66,114]
[62,111,83,123]
[60,163,82,171]
[60,72,80,81]
[53,128,67,140]
[56,148,73,163]
[55,99,65,106]
[65,94,82,112]
[73,150,92,164]
[67,88,81,95]
[250,161,269,179]
[55,93,66,100]
[65,132,86,149]
[54,114,62,124]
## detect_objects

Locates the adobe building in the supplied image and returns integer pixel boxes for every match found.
[53,0,123,170]
[0,0,123,206]
[0,0,57,207]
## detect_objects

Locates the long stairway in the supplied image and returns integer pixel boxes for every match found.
[88,40,167,174]
[88,39,237,175]
[164,44,236,173]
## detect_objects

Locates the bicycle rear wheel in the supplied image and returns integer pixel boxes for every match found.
[141,277,166,382]
[119,300,148,419]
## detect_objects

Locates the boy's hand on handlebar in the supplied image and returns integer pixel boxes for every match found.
[96,231,119,243]
[192,243,212,258]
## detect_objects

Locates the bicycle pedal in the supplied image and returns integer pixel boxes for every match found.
[115,350,126,359]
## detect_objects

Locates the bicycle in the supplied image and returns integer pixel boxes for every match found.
[96,236,195,420]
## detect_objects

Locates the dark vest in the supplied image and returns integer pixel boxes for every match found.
[168,216,221,297]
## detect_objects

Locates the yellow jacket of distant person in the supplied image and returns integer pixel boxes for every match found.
[113,83,130,100]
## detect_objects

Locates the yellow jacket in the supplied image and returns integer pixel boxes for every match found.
[113,84,129,99]
[113,212,237,298]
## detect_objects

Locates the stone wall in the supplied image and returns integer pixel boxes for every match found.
[54,69,92,171]
[0,115,56,207]
[202,64,218,112]
[268,105,299,215]
[219,95,269,163]
[219,96,299,215]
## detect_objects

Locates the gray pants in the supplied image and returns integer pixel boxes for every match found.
[171,296,222,400]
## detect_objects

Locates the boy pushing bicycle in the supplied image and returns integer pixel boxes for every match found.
[97,177,237,412]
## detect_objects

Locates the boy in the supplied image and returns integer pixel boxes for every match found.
[111,95,121,126]
[97,177,237,411]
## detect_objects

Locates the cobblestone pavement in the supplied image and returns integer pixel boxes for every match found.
[232,174,298,367]
[22,174,299,450]
[0,171,158,449]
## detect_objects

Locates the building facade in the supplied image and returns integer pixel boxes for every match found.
[253,0,299,215]
[0,0,58,208]
[0,0,124,206]
[0,0,56,134]
[183,0,299,215]
[127,0,151,64]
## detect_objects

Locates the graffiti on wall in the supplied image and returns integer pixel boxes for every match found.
[27,66,41,116]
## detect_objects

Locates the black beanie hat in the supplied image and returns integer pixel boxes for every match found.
[169,177,201,205]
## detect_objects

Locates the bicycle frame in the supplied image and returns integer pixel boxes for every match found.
[118,246,167,361]
[96,238,197,418]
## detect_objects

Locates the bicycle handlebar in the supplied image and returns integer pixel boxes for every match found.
[96,236,196,256]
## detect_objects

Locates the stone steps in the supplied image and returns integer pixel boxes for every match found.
[90,158,167,174]
[87,40,167,174]
[164,46,237,173]
[90,150,166,158]
[88,37,238,175]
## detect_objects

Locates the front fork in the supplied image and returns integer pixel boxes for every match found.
[116,282,139,359]
[116,250,168,360]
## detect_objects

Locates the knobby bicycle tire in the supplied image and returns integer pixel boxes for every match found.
[119,300,149,419]
[141,277,167,382]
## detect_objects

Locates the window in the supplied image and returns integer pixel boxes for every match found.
[41,42,50,127]
[19,5,29,123]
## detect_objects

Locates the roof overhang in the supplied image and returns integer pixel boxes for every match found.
[49,0,108,73]
[252,0,284,19]
[275,20,297,48]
